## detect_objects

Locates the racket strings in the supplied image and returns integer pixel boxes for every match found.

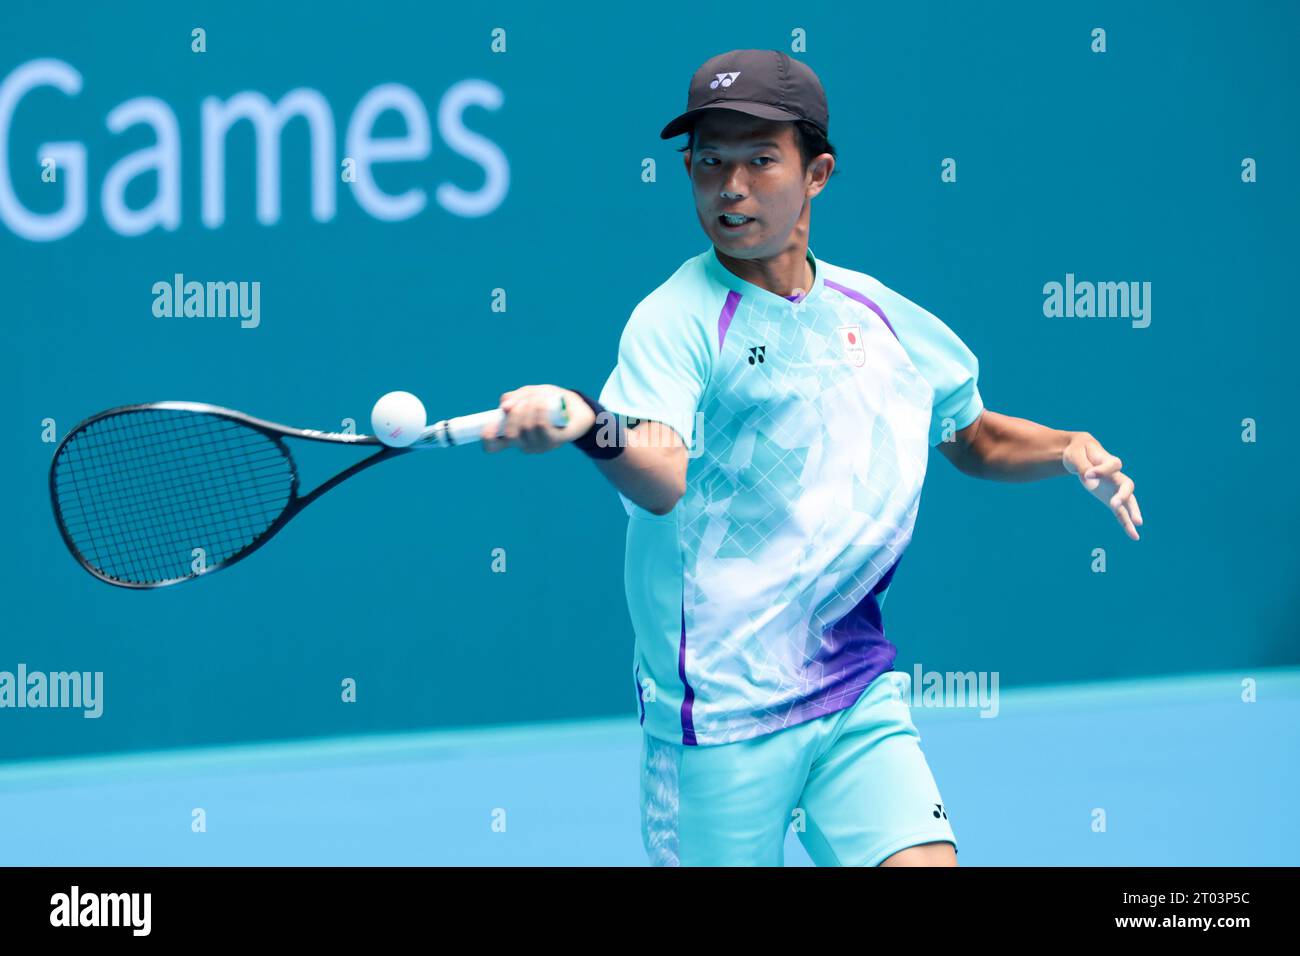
[60,419,278,544]
[76,416,290,579]
[56,418,272,582]
[57,415,290,583]
[52,410,295,585]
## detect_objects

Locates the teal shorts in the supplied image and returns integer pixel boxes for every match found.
[639,670,957,866]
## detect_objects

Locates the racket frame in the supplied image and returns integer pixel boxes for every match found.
[49,401,402,590]
[49,395,569,589]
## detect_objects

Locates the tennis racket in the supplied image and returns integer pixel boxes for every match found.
[49,395,569,589]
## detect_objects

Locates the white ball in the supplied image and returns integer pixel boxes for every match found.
[371,391,427,448]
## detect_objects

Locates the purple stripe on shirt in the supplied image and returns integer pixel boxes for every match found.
[819,624,896,690]
[717,290,741,352]
[679,602,697,746]
[802,557,906,716]
[824,279,898,340]
[635,664,645,725]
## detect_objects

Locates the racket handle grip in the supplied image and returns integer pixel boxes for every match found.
[419,392,570,447]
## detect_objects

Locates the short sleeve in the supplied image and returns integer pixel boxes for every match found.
[879,288,984,446]
[597,299,712,448]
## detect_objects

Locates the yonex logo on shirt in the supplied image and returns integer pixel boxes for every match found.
[747,345,766,365]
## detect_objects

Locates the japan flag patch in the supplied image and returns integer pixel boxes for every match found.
[837,325,865,367]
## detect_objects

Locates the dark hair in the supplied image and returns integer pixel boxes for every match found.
[678,118,838,175]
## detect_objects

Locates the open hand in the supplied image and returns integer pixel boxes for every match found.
[1062,433,1143,540]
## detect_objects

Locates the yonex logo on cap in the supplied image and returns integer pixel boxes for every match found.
[709,72,740,89]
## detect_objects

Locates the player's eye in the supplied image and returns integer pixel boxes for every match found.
[698,156,773,168]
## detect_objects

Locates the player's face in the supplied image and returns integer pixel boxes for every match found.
[685,112,820,259]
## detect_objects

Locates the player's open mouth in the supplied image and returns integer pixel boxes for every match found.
[718,214,755,230]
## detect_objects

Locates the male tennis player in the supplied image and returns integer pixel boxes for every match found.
[483,49,1142,867]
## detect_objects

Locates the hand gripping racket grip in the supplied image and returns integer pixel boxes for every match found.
[412,392,570,449]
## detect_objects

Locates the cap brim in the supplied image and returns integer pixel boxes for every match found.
[659,102,805,139]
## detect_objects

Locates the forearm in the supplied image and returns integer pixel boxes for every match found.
[589,423,686,516]
[956,410,1082,482]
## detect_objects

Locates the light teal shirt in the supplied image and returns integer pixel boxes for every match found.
[600,245,983,746]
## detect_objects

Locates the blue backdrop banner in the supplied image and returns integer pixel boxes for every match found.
[2,0,1296,760]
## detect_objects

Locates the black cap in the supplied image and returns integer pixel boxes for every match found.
[659,49,828,140]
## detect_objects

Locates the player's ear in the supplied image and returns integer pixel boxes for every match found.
[806,154,833,194]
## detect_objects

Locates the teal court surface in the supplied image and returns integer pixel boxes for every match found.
[1,669,1295,866]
